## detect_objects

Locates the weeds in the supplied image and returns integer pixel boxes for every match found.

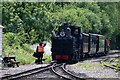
[2,44,52,65]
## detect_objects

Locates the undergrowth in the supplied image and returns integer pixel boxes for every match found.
[2,33,52,65]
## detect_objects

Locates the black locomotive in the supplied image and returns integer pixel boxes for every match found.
[51,23,109,63]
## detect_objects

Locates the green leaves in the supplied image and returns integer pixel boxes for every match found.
[2,2,119,49]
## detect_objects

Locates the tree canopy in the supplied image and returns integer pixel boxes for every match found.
[2,2,120,49]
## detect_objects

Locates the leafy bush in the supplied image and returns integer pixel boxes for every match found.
[43,54,52,63]
[2,33,52,65]
[2,33,35,64]
[22,44,34,54]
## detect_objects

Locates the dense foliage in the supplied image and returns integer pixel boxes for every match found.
[1,2,120,64]
[2,2,119,49]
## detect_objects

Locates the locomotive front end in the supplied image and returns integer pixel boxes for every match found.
[51,36,75,62]
[51,24,76,62]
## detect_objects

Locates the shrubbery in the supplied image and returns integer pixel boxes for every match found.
[2,2,120,49]
[2,32,52,65]
[2,33,35,64]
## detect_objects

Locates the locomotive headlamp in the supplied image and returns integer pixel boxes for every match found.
[60,31,65,37]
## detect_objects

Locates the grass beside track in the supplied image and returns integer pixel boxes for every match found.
[75,53,120,72]
[100,57,120,72]
[76,62,104,70]
[2,44,52,65]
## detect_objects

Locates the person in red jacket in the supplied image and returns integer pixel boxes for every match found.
[35,42,46,64]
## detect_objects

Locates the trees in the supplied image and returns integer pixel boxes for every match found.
[2,2,119,49]
[2,2,53,44]
[49,3,112,37]
[98,2,119,49]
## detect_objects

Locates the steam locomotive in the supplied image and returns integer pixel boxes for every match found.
[51,23,109,63]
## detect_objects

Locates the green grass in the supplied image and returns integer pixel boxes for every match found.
[3,45,34,65]
[2,33,52,65]
[2,44,52,65]
[43,54,52,63]
[76,62,102,70]
[100,57,120,72]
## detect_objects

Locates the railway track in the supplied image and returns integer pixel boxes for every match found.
[2,62,88,80]
[2,63,54,80]
[99,52,120,72]
[2,52,119,80]
[51,63,87,80]
[100,57,120,71]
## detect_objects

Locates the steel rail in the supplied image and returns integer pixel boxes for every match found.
[51,63,72,80]
[62,63,86,80]
[51,63,89,80]
[100,58,120,71]
[2,63,54,80]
